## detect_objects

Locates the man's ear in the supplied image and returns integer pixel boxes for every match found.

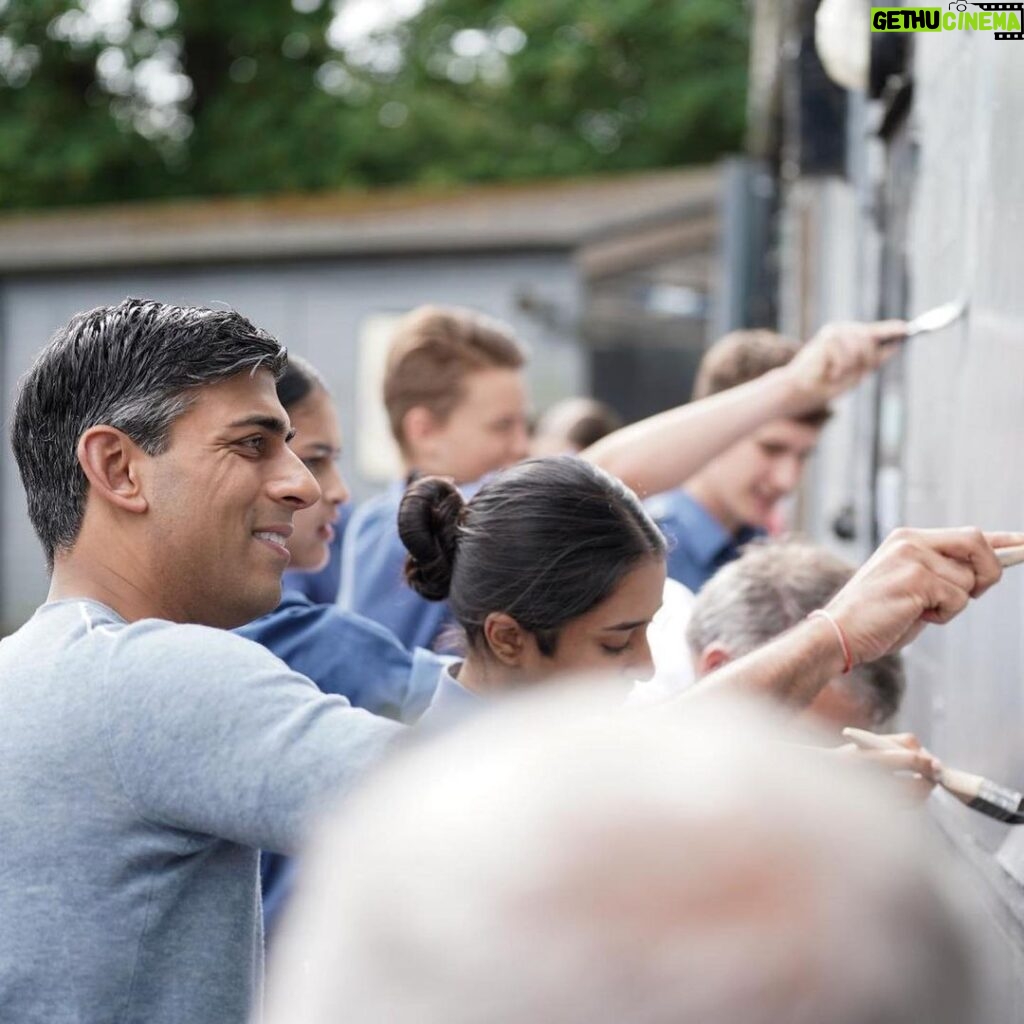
[696,642,733,677]
[482,612,529,667]
[77,426,149,515]
[401,406,441,455]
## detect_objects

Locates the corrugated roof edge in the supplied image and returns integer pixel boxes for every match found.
[0,166,719,273]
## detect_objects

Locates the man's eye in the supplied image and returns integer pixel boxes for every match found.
[237,436,266,453]
[303,456,329,471]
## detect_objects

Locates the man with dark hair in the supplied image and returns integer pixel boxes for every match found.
[0,298,401,1024]
[646,325,849,591]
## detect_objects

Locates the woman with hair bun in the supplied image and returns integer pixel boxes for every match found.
[399,456,667,727]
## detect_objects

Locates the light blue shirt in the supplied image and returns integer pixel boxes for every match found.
[236,590,442,723]
[644,489,763,592]
[235,590,446,936]
[0,598,400,1024]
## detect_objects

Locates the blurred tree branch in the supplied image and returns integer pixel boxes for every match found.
[0,0,748,210]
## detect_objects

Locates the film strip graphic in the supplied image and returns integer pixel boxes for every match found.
[968,1,1024,38]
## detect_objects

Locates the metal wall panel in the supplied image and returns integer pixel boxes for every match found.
[901,35,1024,823]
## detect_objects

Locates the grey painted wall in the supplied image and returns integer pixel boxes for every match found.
[782,32,1024,1017]
[0,252,584,631]
[899,37,1024,851]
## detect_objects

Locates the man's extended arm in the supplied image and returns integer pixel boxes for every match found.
[583,320,905,497]
[686,526,1023,708]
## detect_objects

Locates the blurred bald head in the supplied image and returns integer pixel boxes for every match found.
[266,687,982,1024]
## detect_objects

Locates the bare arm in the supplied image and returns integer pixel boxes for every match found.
[582,320,906,497]
[679,527,1024,709]
[686,615,846,706]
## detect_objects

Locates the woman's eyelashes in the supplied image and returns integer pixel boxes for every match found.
[600,638,631,656]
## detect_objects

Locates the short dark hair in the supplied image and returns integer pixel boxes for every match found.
[397,456,666,656]
[694,330,831,428]
[276,353,326,412]
[12,297,287,567]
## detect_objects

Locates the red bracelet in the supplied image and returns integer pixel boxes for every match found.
[807,609,853,674]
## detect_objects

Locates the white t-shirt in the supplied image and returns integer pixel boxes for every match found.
[629,577,697,705]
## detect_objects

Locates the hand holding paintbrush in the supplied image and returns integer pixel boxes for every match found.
[843,727,1024,825]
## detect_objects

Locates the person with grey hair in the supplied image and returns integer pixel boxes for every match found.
[0,298,402,1024]
[265,686,988,1024]
[686,539,906,733]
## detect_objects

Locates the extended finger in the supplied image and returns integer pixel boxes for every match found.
[869,319,909,342]
[985,531,1024,548]
[857,748,943,781]
[879,731,923,751]
[905,527,1004,596]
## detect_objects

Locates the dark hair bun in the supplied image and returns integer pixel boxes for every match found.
[397,476,466,601]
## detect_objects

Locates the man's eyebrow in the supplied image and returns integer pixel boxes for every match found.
[300,442,340,455]
[227,415,295,442]
[602,619,649,632]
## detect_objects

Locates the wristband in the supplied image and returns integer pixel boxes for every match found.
[807,609,853,675]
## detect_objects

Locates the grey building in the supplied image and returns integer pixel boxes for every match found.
[0,167,718,630]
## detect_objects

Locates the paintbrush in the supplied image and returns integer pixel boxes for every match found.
[843,727,1024,825]
[881,299,967,345]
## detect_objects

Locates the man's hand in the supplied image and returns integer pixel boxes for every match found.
[835,731,941,803]
[786,320,906,409]
[823,527,1024,665]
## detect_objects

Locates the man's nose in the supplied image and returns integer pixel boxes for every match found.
[271,448,321,511]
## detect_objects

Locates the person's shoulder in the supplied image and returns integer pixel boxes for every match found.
[247,593,411,655]
[240,590,316,631]
[643,488,686,524]
[102,615,295,681]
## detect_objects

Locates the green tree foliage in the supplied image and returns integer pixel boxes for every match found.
[0,0,748,209]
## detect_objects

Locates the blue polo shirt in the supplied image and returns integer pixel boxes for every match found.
[644,489,763,592]
[340,479,486,652]
[235,590,446,936]
[236,590,442,722]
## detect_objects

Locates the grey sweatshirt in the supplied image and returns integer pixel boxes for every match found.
[0,599,401,1024]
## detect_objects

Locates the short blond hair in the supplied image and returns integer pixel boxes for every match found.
[383,305,525,453]
[693,329,830,427]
